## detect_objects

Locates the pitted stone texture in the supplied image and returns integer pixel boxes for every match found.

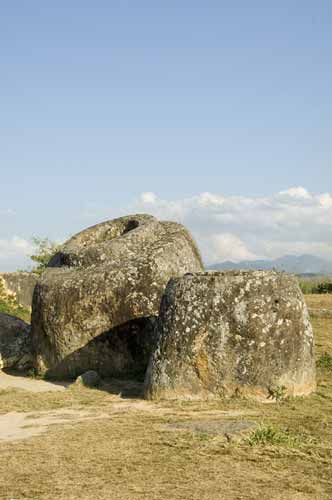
[144,271,316,401]
[32,214,203,378]
[0,313,33,370]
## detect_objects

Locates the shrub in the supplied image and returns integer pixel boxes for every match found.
[29,237,61,275]
[315,282,332,294]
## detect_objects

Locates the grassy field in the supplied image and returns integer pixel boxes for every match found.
[298,276,332,295]
[0,295,332,500]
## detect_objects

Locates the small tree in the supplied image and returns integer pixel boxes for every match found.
[30,237,61,275]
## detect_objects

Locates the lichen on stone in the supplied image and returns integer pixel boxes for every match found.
[31,214,203,378]
[144,270,316,402]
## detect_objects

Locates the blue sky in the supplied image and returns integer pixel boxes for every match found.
[1,1,332,270]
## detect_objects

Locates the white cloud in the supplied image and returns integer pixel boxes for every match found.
[134,187,332,265]
[140,192,157,204]
[3,187,331,270]
[201,233,260,263]
[263,240,332,259]
[278,186,311,200]
[198,192,225,207]
[318,193,332,208]
[0,237,35,271]
[0,237,35,260]
[0,208,16,216]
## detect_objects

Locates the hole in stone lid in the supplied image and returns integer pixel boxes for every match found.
[122,220,140,235]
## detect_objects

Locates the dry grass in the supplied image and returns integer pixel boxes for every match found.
[305,293,332,311]
[0,297,332,500]
[0,383,117,415]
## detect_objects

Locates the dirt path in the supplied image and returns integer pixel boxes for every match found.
[0,371,260,443]
[0,370,68,392]
[0,408,110,442]
[0,372,166,442]
[0,399,174,442]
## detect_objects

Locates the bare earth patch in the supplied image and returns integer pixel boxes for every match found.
[0,408,110,442]
[0,296,332,499]
[0,370,67,393]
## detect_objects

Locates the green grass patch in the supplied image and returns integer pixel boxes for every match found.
[317,352,332,370]
[245,425,312,448]
[0,300,31,323]
[267,385,287,401]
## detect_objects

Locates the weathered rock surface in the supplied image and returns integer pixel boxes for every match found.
[75,370,101,388]
[32,214,203,378]
[0,313,33,370]
[145,271,316,401]
[0,273,38,309]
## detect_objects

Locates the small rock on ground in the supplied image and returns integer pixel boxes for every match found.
[75,370,101,388]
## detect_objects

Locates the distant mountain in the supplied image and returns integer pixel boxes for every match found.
[208,254,332,276]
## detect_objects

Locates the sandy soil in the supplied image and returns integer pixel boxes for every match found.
[0,370,68,392]
[0,408,110,442]
[0,372,259,443]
